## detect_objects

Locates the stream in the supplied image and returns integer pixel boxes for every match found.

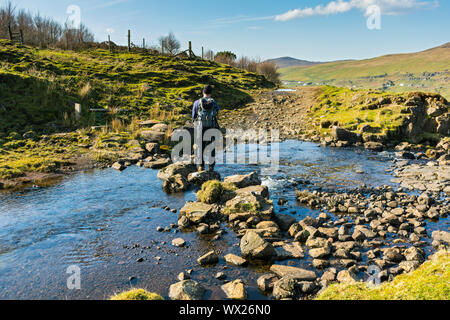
[0,140,448,300]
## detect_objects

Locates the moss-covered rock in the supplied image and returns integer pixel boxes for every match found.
[197,180,237,204]
[110,289,164,300]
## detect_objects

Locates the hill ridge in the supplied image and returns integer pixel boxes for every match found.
[280,42,450,99]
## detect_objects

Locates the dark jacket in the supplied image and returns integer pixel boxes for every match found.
[192,98,220,123]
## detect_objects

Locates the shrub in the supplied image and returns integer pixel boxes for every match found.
[197,180,237,204]
[215,51,237,65]
[257,61,280,84]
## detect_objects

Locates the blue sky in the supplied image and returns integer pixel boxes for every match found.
[8,0,450,61]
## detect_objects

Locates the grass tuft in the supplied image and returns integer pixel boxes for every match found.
[110,289,164,301]
[317,250,450,300]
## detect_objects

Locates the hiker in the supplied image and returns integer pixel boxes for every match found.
[192,85,220,172]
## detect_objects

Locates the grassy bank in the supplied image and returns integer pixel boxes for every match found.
[307,86,449,145]
[0,129,143,181]
[0,40,274,183]
[317,250,450,300]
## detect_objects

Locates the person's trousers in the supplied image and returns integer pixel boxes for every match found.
[195,126,217,166]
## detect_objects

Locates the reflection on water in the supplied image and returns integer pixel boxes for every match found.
[0,141,445,300]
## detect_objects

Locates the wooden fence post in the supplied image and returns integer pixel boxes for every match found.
[202,47,204,59]
[143,38,145,49]
[128,30,131,52]
[8,25,13,41]
[188,41,192,59]
[75,103,82,121]
[108,35,112,53]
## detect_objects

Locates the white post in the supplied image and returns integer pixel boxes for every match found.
[75,103,82,121]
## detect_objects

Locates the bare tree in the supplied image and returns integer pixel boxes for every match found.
[16,9,34,43]
[246,59,259,73]
[159,32,180,55]
[0,1,16,38]
[257,61,280,84]
[0,2,94,49]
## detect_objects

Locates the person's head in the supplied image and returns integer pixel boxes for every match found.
[202,85,213,97]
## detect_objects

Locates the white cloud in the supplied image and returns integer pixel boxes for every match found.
[275,0,438,21]
[106,28,115,34]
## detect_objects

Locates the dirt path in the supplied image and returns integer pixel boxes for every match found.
[219,87,322,139]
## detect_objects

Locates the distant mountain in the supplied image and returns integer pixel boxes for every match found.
[279,42,450,99]
[266,57,323,69]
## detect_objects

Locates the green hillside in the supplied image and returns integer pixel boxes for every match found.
[280,43,450,99]
[0,40,274,183]
[0,39,273,136]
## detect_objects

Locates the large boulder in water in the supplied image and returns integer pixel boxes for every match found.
[144,158,171,169]
[269,265,317,281]
[162,174,189,194]
[158,162,197,181]
[240,231,276,260]
[179,202,216,224]
[331,126,361,144]
[235,185,270,199]
[274,214,297,231]
[188,171,221,187]
[224,192,273,220]
[238,221,282,239]
[221,280,247,300]
[169,280,205,300]
[224,172,262,188]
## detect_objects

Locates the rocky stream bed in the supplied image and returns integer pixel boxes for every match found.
[0,139,448,300]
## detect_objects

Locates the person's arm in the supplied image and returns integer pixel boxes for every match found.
[192,100,198,121]
[214,101,220,128]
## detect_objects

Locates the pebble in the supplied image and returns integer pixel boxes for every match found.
[216,272,227,280]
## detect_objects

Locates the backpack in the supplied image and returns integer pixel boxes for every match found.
[197,98,218,128]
